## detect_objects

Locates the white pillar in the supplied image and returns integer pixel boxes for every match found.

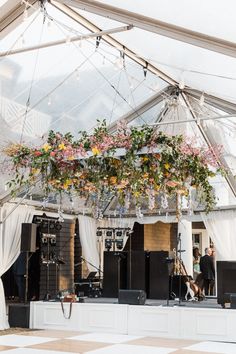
[178,220,193,276]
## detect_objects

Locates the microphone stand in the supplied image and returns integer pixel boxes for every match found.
[80,256,103,275]
[176,232,185,306]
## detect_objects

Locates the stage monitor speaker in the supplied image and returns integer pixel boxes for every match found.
[21,223,37,252]
[118,289,146,305]
[8,304,30,328]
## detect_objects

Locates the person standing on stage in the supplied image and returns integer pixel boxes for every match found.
[200,247,215,296]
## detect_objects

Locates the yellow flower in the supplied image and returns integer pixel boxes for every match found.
[63,179,71,189]
[68,155,75,161]
[58,143,66,150]
[143,173,149,179]
[142,156,149,162]
[133,191,140,197]
[164,163,170,170]
[92,147,100,155]
[42,143,52,152]
[31,168,40,175]
[109,176,117,184]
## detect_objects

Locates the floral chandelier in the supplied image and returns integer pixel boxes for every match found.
[4,120,223,219]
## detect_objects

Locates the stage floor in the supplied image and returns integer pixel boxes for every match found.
[80,296,222,309]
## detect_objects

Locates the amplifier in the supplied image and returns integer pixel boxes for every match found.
[118,289,146,305]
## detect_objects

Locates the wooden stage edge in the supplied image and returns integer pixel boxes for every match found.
[30,297,236,342]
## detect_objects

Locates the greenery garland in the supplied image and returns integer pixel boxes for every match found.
[4,120,224,216]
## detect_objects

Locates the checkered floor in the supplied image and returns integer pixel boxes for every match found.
[0,330,235,354]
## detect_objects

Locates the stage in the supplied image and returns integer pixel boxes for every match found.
[29,297,236,342]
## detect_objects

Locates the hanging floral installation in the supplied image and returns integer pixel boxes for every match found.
[4,120,224,218]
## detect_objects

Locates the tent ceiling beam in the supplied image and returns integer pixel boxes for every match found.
[50,1,177,85]
[184,88,236,115]
[108,85,174,133]
[54,0,236,58]
[181,92,236,198]
[0,24,133,57]
[0,0,38,39]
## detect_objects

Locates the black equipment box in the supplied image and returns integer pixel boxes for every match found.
[8,303,30,328]
[118,289,146,305]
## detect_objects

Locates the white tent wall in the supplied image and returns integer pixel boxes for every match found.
[0,203,35,330]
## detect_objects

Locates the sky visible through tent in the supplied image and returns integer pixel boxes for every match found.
[0,0,236,213]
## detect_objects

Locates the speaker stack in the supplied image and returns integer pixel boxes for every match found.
[21,223,37,252]
[103,251,169,300]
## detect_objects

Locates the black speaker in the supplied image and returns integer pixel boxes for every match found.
[21,223,37,252]
[8,304,30,328]
[118,289,146,305]
[149,251,169,299]
[127,251,147,292]
[217,261,236,307]
[103,251,127,297]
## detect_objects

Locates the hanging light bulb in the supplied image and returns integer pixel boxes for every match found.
[75,69,79,81]
[199,92,205,106]
[47,96,52,106]
[23,7,28,21]
[179,73,185,90]
[47,18,53,32]
[65,35,71,44]
[114,56,124,70]
[20,34,25,47]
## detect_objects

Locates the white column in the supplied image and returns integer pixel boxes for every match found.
[178,220,193,276]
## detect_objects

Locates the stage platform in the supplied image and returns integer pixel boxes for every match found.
[30,297,236,342]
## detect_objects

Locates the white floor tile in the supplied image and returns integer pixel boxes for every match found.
[84,344,177,354]
[69,333,143,344]
[185,341,236,354]
[0,334,57,347]
[0,349,80,354]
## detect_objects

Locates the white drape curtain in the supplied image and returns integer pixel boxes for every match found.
[0,203,35,330]
[78,215,100,272]
[201,210,236,261]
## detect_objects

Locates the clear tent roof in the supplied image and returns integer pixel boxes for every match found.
[0,0,236,213]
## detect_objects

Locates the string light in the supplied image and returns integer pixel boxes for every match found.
[47,96,52,106]
[199,92,205,106]
[75,69,79,81]
[65,35,71,44]
[23,7,28,21]
[179,74,185,90]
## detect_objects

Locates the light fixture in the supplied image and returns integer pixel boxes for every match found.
[105,238,112,251]
[96,229,103,237]
[116,230,123,237]
[96,36,101,49]
[116,239,123,250]
[179,74,185,90]
[106,230,113,237]
[143,63,148,79]
[199,92,205,106]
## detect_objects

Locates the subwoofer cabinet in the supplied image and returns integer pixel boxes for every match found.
[127,251,148,292]
[217,261,236,307]
[103,251,128,297]
[149,251,169,299]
